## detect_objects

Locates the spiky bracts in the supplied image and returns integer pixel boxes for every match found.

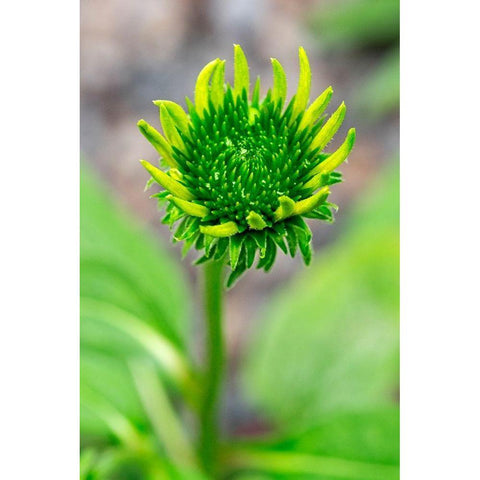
[138,45,355,286]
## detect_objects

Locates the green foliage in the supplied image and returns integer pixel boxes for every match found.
[81,168,191,348]
[228,408,399,479]
[289,408,399,466]
[80,166,202,473]
[356,49,399,120]
[309,0,399,51]
[242,162,399,430]
[80,447,209,480]
[309,0,399,119]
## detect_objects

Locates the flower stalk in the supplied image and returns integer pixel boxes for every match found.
[199,259,225,474]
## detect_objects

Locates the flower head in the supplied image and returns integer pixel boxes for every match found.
[139,45,355,286]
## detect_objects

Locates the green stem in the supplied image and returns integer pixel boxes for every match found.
[199,259,225,474]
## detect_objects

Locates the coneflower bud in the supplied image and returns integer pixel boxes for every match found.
[139,45,355,286]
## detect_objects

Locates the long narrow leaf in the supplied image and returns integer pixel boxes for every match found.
[129,360,199,469]
[82,298,199,405]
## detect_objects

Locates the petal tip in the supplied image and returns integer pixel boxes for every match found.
[247,211,267,230]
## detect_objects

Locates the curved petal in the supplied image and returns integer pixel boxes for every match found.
[271,58,287,107]
[292,47,311,119]
[210,60,226,108]
[168,196,209,218]
[309,102,346,152]
[273,195,296,222]
[160,104,186,151]
[200,222,239,238]
[292,186,330,216]
[310,128,356,175]
[153,100,190,135]
[299,86,333,130]
[137,119,177,168]
[195,58,221,116]
[234,44,250,98]
[140,160,194,200]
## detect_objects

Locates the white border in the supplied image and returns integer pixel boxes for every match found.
[401,1,480,478]
[1,1,79,477]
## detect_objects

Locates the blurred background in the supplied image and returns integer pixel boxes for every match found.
[81,0,399,478]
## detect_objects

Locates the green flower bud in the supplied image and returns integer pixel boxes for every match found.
[138,46,355,286]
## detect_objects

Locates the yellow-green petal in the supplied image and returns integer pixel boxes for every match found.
[195,58,221,116]
[309,102,346,152]
[234,44,250,98]
[292,186,330,216]
[246,211,267,230]
[210,60,226,108]
[140,160,194,200]
[168,196,209,218]
[273,195,296,222]
[248,108,260,125]
[160,104,186,151]
[292,47,311,119]
[137,120,177,168]
[271,58,287,106]
[311,128,356,175]
[299,86,333,130]
[303,172,323,191]
[169,168,183,181]
[153,100,190,135]
[200,222,239,238]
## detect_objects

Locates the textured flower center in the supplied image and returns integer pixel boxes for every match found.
[179,91,303,229]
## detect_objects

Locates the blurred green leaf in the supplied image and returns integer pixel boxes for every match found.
[242,162,399,430]
[308,0,400,120]
[80,352,150,441]
[81,299,198,402]
[81,167,191,347]
[129,359,199,469]
[289,408,399,466]
[355,49,399,119]
[310,0,399,51]
[80,448,100,480]
[80,165,194,442]
[80,446,209,480]
[226,400,398,479]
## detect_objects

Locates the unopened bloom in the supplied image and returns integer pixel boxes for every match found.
[139,45,355,286]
